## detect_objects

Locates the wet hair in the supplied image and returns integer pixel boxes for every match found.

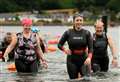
[94,20,104,28]
[73,13,84,21]
[6,32,12,35]
[4,32,12,43]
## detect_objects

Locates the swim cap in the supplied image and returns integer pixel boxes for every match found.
[21,18,32,26]
[31,27,40,33]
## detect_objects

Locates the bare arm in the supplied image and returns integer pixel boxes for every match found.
[35,34,46,61]
[108,35,118,67]
[108,35,117,59]
[4,33,17,59]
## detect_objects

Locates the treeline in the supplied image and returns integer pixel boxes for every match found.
[0,0,119,13]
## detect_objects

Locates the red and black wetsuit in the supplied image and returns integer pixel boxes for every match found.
[58,28,93,79]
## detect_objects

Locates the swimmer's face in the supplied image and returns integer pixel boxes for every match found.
[95,21,104,35]
[74,16,83,31]
[21,18,32,33]
[23,24,31,33]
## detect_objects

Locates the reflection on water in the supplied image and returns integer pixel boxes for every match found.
[1,60,120,82]
[0,26,120,82]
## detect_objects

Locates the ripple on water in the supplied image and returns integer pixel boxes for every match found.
[0,26,120,82]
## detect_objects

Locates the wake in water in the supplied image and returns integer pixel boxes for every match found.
[67,70,120,82]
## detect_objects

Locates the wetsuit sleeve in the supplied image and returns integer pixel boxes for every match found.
[86,31,93,59]
[0,42,4,51]
[0,41,6,52]
[58,30,69,51]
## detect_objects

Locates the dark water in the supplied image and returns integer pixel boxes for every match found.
[0,26,120,82]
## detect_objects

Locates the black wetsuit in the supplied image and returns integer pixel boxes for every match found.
[92,33,109,72]
[40,38,46,53]
[58,28,93,79]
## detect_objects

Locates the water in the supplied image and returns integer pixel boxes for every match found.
[0,26,120,82]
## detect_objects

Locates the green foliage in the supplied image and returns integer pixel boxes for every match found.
[74,0,95,11]
[0,0,119,13]
[107,0,120,12]
[0,0,19,12]
[59,0,76,9]
[40,0,61,10]
[94,0,110,6]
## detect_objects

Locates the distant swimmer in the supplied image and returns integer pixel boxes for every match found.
[31,27,47,53]
[31,27,48,67]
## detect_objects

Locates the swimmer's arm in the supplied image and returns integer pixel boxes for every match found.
[58,30,68,51]
[35,34,46,61]
[87,31,93,59]
[108,35,117,59]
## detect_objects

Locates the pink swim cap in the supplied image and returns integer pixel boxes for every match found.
[21,18,32,26]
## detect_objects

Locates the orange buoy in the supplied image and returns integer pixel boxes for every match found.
[47,45,57,52]
[48,39,59,44]
[7,63,16,72]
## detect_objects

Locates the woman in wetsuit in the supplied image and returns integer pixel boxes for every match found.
[58,13,93,79]
[92,20,118,72]
[3,18,47,73]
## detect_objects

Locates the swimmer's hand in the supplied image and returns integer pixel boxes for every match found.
[41,59,48,69]
[63,49,71,55]
[3,53,9,62]
[84,57,91,65]
[111,57,118,68]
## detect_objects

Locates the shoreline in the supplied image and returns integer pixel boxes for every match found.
[0,21,119,27]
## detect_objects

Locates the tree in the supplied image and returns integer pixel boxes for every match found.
[0,0,19,12]
[40,0,61,10]
[107,0,120,12]
[59,0,76,9]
